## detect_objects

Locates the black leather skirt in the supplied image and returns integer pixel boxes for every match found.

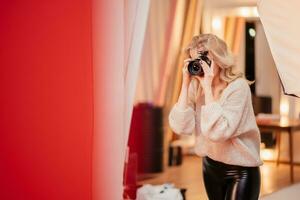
[202,156,261,200]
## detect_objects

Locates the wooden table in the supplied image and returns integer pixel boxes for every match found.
[256,118,300,183]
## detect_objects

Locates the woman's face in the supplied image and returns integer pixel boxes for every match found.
[189,48,221,76]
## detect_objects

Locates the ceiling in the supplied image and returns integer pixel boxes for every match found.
[205,0,258,8]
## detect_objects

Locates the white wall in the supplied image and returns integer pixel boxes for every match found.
[255,20,281,114]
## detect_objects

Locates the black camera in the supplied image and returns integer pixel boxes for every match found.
[187,51,211,76]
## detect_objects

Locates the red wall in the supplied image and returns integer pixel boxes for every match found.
[0,1,93,199]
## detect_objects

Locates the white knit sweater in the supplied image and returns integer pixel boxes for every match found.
[168,77,264,167]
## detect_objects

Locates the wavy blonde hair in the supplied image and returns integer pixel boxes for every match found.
[184,33,254,85]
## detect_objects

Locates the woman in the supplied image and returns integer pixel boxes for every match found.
[168,34,263,200]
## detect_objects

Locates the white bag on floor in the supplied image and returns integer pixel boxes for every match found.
[136,183,183,200]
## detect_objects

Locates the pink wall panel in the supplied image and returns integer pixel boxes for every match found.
[0,1,93,199]
[91,0,124,199]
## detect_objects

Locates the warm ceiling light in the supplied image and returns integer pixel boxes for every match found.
[212,17,222,30]
[238,7,259,18]
[254,7,259,17]
[240,7,251,17]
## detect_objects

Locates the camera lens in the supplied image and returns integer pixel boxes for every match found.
[187,52,211,76]
[187,59,204,76]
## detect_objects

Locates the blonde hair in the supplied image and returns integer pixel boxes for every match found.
[184,33,254,85]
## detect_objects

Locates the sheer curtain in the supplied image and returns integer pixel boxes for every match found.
[92,0,150,199]
[132,0,204,165]
[124,0,150,159]
[224,16,245,74]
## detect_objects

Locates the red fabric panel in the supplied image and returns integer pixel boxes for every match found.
[0,1,93,199]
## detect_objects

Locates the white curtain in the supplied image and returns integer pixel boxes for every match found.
[92,0,150,199]
[134,0,176,105]
[124,0,150,159]
[92,0,125,199]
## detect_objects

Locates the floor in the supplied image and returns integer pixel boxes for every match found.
[138,155,300,200]
[260,182,300,200]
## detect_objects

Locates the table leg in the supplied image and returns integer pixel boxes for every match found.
[289,131,294,183]
[276,131,281,166]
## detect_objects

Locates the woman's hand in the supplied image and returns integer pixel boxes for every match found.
[195,80,204,102]
[182,58,193,85]
[177,58,193,110]
[193,60,216,104]
[193,60,215,90]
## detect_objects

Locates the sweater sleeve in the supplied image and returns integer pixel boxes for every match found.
[168,80,197,135]
[199,79,249,142]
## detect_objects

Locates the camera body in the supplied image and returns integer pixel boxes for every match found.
[187,51,211,76]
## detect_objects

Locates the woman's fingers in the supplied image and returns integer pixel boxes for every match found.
[200,60,214,77]
[182,59,192,84]
[182,58,194,75]
[182,63,188,73]
[184,58,192,63]
[200,60,209,73]
[183,58,191,69]
[182,66,187,75]
[193,75,201,82]
[195,82,204,100]
[194,76,205,88]
[192,76,204,87]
